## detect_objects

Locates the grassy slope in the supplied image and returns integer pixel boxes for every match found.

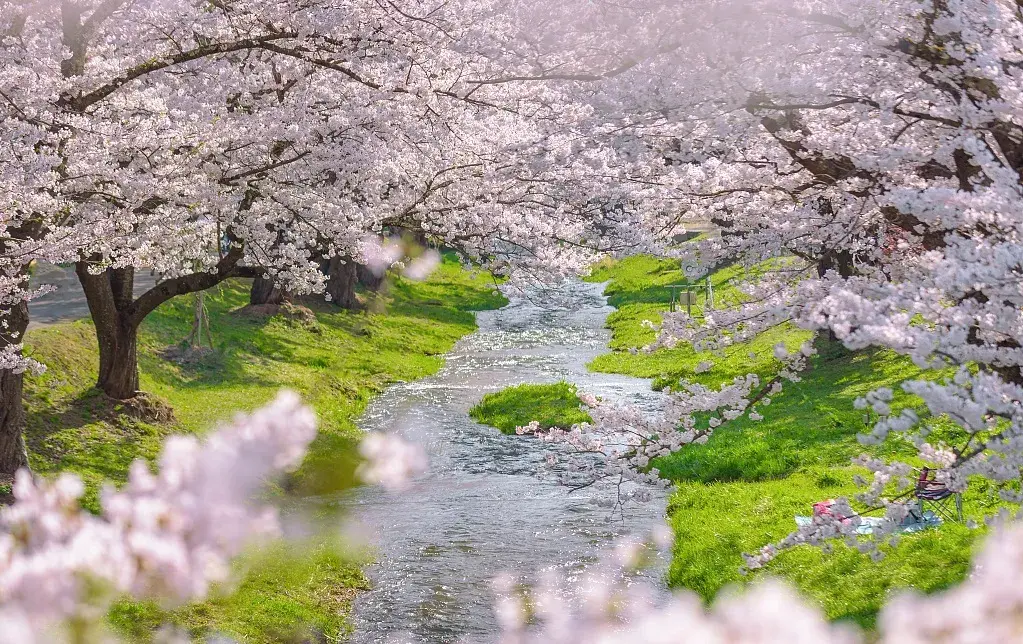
[469,382,592,434]
[586,256,988,628]
[23,254,507,642]
[586,255,813,390]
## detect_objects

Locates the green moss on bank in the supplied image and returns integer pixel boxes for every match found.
[23,253,507,642]
[469,382,592,434]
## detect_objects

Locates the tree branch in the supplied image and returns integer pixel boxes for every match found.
[125,242,248,327]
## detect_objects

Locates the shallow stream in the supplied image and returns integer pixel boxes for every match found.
[347,280,668,643]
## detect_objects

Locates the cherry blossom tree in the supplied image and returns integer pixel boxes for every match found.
[491,0,1023,549]
[0,0,651,481]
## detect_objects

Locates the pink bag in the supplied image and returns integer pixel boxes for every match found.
[812,499,849,522]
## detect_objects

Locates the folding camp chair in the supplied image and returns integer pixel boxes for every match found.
[914,467,963,523]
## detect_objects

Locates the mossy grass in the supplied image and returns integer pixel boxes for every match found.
[469,381,592,434]
[23,252,507,642]
[585,254,814,390]
[587,255,990,629]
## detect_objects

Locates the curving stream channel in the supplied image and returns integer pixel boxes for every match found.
[346,280,669,643]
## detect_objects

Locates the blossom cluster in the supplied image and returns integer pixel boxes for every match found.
[0,0,645,312]
[356,431,429,493]
[495,520,1023,644]
[0,391,316,635]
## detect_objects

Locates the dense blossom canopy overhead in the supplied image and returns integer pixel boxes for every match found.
[493,0,1023,553]
[0,0,649,320]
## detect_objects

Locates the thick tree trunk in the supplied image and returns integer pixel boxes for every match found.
[249,275,289,306]
[0,294,31,480]
[817,249,856,280]
[356,263,385,291]
[96,322,141,400]
[74,238,249,400]
[77,264,142,399]
[326,257,359,309]
[816,250,857,351]
[1,221,42,481]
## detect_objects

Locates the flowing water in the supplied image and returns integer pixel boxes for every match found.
[347,280,668,643]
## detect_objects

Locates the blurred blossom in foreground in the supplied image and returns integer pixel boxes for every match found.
[356,432,429,492]
[360,235,405,276]
[0,391,317,635]
[358,236,442,283]
[494,521,1023,644]
[402,249,443,282]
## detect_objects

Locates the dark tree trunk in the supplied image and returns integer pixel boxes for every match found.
[326,257,359,310]
[97,322,140,399]
[249,275,289,306]
[817,249,856,280]
[77,264,142,399]
[0,289,31,481]
[356,263,385,291]
[816,249,858,350]
[1,220,43,481]
[74,241,249,400]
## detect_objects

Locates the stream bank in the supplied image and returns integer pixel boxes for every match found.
[348,280,669,643]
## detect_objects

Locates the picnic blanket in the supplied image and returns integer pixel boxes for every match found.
[795,510,943,535]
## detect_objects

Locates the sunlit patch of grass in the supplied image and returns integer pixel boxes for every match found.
[655,348,928,483]
[585,255,813,390]
[666,470,981,629]
[469,381,592,434]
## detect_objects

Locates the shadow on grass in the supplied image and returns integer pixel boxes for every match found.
[656,349,926,483]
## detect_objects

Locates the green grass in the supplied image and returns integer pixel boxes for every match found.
[667,471,979,627]
[586,255,813,390]
[659,347,1005,628]
[586,256,989,629]
[469,382,592,434]
[23,253,507,642]
[655,347,925,483]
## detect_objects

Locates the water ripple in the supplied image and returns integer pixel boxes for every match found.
[346,280,669,643]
